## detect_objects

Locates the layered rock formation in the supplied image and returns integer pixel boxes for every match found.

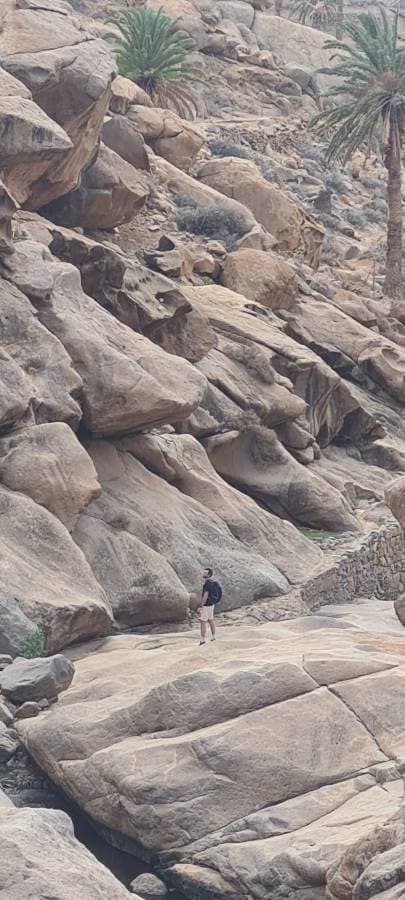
[1,0,405,897]
[18,600,405,899]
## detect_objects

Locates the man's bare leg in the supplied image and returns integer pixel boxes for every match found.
[200,620,207,644]
[209,619,216,640]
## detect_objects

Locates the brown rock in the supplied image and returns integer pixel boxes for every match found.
[0,276,82,433]
[222,248,298,310]
[128,105,204,172]
[73,438,289,623]
[0,485,113,652]
[1,1,115,208]
[110,75,152,114]
[102,116,150,172]
[3,240,207,436]
[0,805,139,898]
[0,423,100,531]
[199,157,303,249]
[0,179,17,256]
[41,144,149,229]
[0,95,73,206]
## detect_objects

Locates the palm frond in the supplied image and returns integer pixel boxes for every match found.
[109,6,200,120]
[312,9,405,161]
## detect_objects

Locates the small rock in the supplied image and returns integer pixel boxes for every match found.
[0,655,74,704]
[207,240,226,256]
[148,224,160,232]
[0,722,19,762]
[37,698,49,710]
[0,655,12,668]
[130,873,168,898]
[193,252,215,276]
[0,702,13,726]
[15,701,42,720]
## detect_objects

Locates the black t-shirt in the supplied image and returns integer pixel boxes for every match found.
[202,579,214,606]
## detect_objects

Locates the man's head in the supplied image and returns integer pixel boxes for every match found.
[203,567,213,581]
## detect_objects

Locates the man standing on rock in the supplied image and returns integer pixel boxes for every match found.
[198,567,222,646]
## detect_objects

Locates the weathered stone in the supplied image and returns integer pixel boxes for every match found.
[199,156,303,249]
[102,116,150,172]
[0,423,100,531]
[0,702,14,726]
[0,721,18,761]
[0,179,18,256]
[0,654,74,704]
[0,594,36,658]
[3,240,207,436]
[0,2,115,208]
[130,873,167,899]
[41,143,149,229]
[222,247,298,310]
[110,75,152,114]
[15,700,41,719]
[0,805,139,898]
[128,105,204,172]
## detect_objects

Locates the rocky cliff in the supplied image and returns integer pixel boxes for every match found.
[2,0,405,898]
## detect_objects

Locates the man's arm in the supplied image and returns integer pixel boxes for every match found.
[201,590,209,606]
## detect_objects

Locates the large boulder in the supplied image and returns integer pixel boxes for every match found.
[221,248,298,310]
[2,241,207,436]
[0,654,74,703]
[73,438,290,624]
[198,157,303,249]
[0,1,115,208]
[102,115,150,171]
[0,423,100,531]
[0,95,73,206]
[17,614,405,899]
[128,105,204,172]
[0,485,113,652]
[41,144,149,229]
[125,431,322,584]
[253,14,334,91]
[0,594,36,658]
[0,805,139,899]
[0,278,82,434]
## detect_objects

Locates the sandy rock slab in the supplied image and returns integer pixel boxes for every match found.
[0,805,139,899]
[18,604,405,899]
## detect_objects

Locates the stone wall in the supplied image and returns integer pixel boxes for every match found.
[299,521,405,612]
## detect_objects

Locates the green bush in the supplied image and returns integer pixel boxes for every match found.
[110,6,201,118]
[19,626,46,659]
[176,197,252,248]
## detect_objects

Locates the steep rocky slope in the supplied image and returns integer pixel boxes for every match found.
[2,0,405,897]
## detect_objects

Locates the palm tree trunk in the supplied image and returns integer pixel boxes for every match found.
[385,124,403,298]
[335,0,344,39]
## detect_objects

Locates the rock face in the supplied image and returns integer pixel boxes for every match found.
[222,247,298,310]
[198,157,304,249]
[0,804,139,899]
[0,2,115,208]
[0,654,74,703]
[41,144,149,229]
[128,105,204,171]
[18,600,405,900]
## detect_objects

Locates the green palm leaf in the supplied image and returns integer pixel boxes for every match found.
[312,8,405,297]
[108,6,201,119]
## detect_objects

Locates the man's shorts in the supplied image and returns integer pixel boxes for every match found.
[200,604,215,622]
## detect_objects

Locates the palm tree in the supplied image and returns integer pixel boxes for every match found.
[109,6,201,119]
[335,0,344,39]
[291,0,337,31]
[313,9,405,298]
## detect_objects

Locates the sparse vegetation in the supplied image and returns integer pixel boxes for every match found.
[19,626,46,659]
[109,6,201,119]
[175,196,252,248]
[210,139,252,160]
[324,172,349,194]
[291,0,337,30]
[344,208,368,230]
[313,10,405,297]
